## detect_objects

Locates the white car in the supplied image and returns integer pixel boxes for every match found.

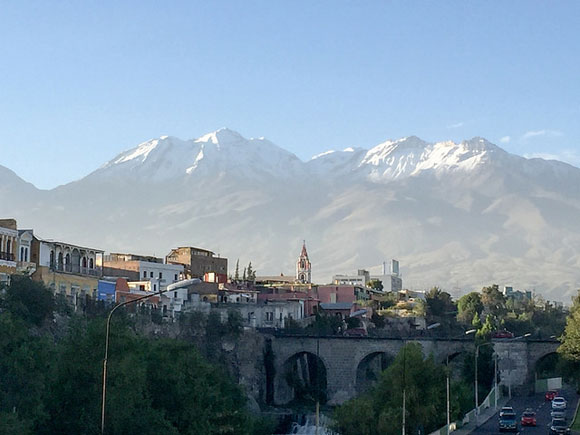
[499,406,514,417]
[552,396,567,410]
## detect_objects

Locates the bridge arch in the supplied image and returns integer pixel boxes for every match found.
[275,351,328,405]
[355,351,394,394]
[534,351,562,380]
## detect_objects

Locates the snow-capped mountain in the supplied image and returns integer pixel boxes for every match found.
[88,128,304,183]
[2,129,579,301]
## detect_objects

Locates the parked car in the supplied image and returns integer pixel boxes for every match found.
[552,397,567,410]
[550,418,571,434]
[521,409,536,426]
[546,390,559,401]
[499,412,518,432]
[493,330,515,339]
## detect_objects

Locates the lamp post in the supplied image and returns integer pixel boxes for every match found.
[474,332,531,422]
[100,278,200,435]
[446,329,476,432]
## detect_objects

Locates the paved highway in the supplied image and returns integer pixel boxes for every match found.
[472,388,579,433]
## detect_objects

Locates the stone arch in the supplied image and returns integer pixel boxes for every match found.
[275,351,328,405]
[71,248,80,268]
[356,351,393,394]
[534,351,562,380]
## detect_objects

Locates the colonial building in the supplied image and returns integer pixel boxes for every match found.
[31,236,104,308]
[295,241,311,284]
[0,219,18,285]
[165,246,227,282]
[17,229,36,275]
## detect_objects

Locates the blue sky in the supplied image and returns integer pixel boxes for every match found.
[1,1,579,189]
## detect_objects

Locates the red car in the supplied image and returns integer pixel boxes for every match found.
[546,390,558,401]
[492,330,515,339]
[521,409,536,426]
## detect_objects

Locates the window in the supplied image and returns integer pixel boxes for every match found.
[159,272,162,279]
[150,271,153,278]
[174,291,177,298]
[153,284,157,291]
[143,271,147,278]
[174,274,178,281]
[266,312,273,322]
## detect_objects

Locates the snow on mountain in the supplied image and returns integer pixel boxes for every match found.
[92,128,303,183]
[1,130,580,301]
[307,146,367,176]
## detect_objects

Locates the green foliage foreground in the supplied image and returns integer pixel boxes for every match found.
[0,277,269,435]
[334,343,473,435]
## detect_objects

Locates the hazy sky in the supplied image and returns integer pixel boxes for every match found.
[1,1,579,189]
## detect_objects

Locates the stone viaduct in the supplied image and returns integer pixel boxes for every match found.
[269,334,559,405]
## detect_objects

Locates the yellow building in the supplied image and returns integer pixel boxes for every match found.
[0,219,18,285]
[31,236,103,308]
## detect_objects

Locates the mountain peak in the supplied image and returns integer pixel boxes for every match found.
[195,127,245,145]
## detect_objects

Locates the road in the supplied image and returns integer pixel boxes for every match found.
[472,388,579,433]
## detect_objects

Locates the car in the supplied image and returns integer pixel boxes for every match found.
[499,406,514,417]
[550,418,571,434]
[499,412,518,432]
[552,396,567,410]
[521,409,536,426]
[546,390,559,401]
[493,330,515,339]
[551,410,566,420]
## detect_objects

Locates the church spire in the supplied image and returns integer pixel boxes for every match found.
[296,240,312,284]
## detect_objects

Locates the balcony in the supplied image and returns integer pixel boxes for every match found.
[0,251,15,262]
[49,262,102,277]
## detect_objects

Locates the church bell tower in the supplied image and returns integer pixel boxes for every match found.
[296,241,312,284]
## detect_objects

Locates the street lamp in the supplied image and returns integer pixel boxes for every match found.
[446,329,476,432]
[100,278,200,434]
[474,332,531,422]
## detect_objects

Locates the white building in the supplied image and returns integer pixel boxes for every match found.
[103,253,184,292]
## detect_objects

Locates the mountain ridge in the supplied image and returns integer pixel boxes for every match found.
[2,129,579,301]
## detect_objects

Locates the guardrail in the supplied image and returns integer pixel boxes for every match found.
[428,386,500,435]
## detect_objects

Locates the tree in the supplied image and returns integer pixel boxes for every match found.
[368,280,383,292]
[234,259,240,281]
[477,314,495,339]
[558,290,580,363]
[246,262,256,281]
[481,285,506,320]
[425,287,455,318]
[334,343,453,434]
[242,267,246,282]
[0,313,52,432]
[472,312,482,329]
[457,292,483,325]
[2,276,54,327]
